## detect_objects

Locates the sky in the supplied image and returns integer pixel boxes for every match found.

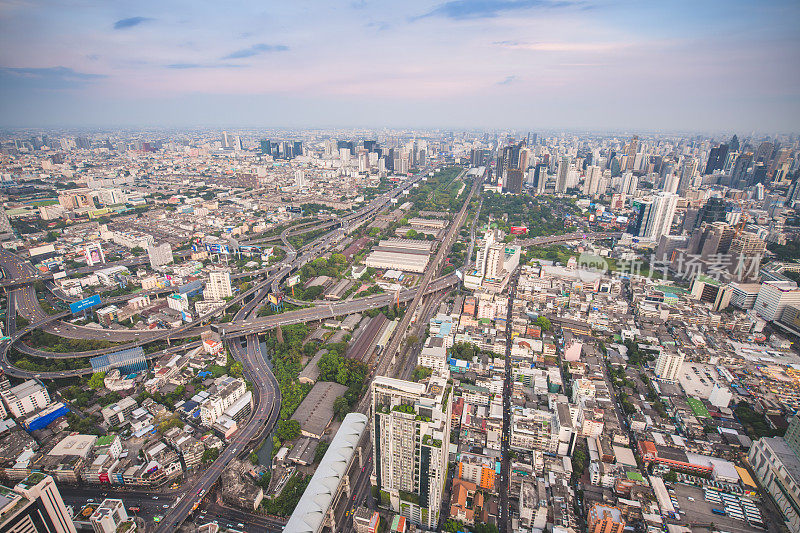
[0,0,798,132]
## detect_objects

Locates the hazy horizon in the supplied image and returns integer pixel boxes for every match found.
[1,0,798,132]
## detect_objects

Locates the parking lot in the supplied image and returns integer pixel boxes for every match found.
[678,363,722,398]
[672,483,765,533]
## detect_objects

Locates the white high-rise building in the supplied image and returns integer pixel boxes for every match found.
[654,351,684,382]
[754,281,800,322]
[637,192,678,241]
[555,156,570,193]
[203,269,233,300]
[6,474,77,533]
[372,376,452,529]
[621,172,639,195]
[294,170,306,188]
[582,165,602,197]
[147,242,173,269]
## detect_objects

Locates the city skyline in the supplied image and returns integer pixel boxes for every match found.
[1,0,799,131]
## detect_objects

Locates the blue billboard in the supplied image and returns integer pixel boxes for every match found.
[69,294,102,314]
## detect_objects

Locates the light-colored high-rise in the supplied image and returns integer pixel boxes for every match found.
[637,192,678,241]
[1,474,77,533]
[148,242,173,269]
[371,376,452,529]
[654,351,684,383]
[555,156,570,193]
[203,269,233,300]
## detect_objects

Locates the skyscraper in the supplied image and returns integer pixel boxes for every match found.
[625,135,638,170]
[505,169,523,193]
[372,376,452,529]
[634,192,677,241]
[0,474,77,533]
[704,143,729,174]
[555,156,570,193]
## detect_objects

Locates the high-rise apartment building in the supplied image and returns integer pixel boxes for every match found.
[555,156,571,193]
[633,192,677,241]
[654,351,684,383]
[203,269,233,300]
[371,376,452,529]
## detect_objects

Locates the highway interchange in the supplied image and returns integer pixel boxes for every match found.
[0,165,623,531]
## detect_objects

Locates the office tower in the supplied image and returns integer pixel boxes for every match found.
[754,281,800,321]
[755,141,774,163]
[555,156,570,193]
[532,163,548,195]
[0,474,77,533]
[729,134,740,152]
[259,139,270,154]
[293,141,303,158]
[505,169,523,193]
[654,351,684,383]
[730,152,753,186]
[75,136,90,150]
[203,269,233,300]
[363,140,378,152]
[728,232,766,282]
[634,192,677,241]
[687,221,736,260]
[749,162,767,187]
[677,158,697,194]
[470,148,489,167]
[655,235,688,263]
[372,376,452,529]
[704,143,729,174]
[518,147,530,173]
[625,135,638,170]
[147,243,173,269]
[749,437,800,532]
[221,131,230,149]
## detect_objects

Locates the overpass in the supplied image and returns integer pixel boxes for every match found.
[515,231,622,247]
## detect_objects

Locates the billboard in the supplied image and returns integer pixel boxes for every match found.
[70,294,102,314]
[84,243,105,266]
[205,243,230,255]
[287,275,300,287]
[510,226,528,235]
[286,206,303,214]
[268,293,282,306]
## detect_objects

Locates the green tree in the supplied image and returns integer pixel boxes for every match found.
[534,316,551,331]
[88,372,106,389]
[664,470,678,483]
[202,448,219,464]
[333,396,350,421]
[276,419,301,441]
